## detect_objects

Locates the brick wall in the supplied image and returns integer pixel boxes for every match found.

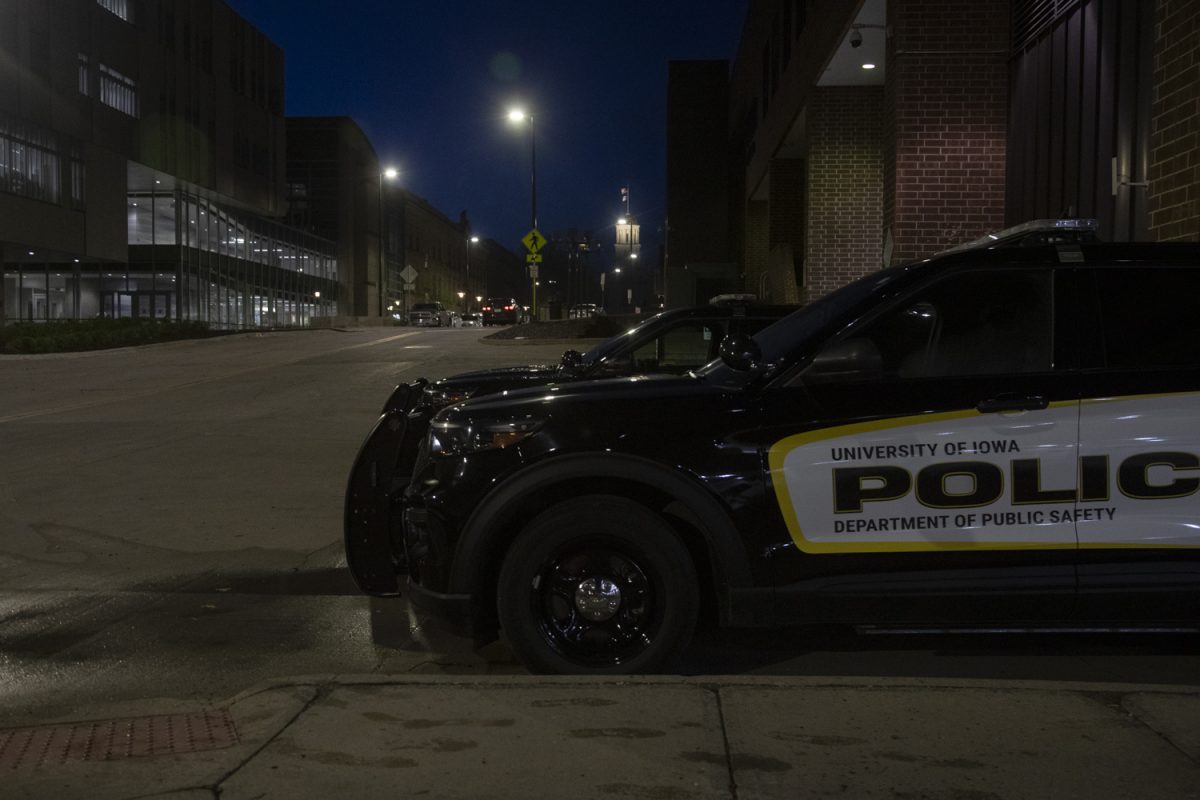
[885,0,1009,262]
[806,86,884,299]
[1150,0,1200,241]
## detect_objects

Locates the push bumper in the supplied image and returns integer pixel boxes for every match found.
[343,381,427,596]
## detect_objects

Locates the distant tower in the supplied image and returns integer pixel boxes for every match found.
[615,214,640,261]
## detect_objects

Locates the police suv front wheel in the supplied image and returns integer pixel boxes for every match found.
[496,495,699,674]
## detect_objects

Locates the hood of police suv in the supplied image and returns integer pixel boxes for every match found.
[425,372,734,460]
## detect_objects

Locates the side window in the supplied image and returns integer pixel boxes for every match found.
[606,323,721,375]
[1088,268,1200,370]
[658,323,719,369]
[806,269,1055,382]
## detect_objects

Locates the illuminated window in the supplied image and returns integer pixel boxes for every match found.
[0,115,63,204]
[96,0,132,23]
[99,64,139,118]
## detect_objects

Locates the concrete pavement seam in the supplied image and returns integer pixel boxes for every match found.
[208,682,327,795]
[712,687,740,800]
[1094,690,1200,768]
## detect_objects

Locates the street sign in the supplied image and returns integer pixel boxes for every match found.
[403,283,415,292]
[399,265,418,284]
[525,253,542,263]
[521,228,547,254]
[528,265,539,278]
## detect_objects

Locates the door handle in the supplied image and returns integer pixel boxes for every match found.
[976,393,1048,413]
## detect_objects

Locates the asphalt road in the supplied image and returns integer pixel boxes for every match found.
[1,327,1197,726]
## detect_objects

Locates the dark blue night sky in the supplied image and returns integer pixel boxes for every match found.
[227,0,748,257]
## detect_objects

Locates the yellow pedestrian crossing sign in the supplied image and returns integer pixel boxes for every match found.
[522,228,547,254]
[526,253,542,263]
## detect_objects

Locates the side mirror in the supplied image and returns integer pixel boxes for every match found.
[718,334,763,372]
[558,349,584,377]
[806,338,883,381]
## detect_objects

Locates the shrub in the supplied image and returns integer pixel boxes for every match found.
[0,318,215,354]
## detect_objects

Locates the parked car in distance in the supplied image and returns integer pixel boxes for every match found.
[481,298,520,326]
[569,303,601,318]
[460,312,482,328]
[409,302,452,327]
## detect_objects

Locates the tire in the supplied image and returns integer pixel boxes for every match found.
[497,495,699,674]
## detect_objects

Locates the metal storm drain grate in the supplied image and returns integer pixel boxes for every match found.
[0,709,238,769]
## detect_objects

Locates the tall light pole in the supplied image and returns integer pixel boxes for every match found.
[377,166,399,319]
[507,107,537,315]
[466,234,479,306]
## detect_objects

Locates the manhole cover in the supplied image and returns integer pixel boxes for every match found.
[0,709,238,769]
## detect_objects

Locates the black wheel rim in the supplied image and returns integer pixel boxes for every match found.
[531,542,659,667]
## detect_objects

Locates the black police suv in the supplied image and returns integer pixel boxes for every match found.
[384,233,1200,674]
[344,300,795,597]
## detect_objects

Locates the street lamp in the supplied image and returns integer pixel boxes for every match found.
[507,106,538,314]
[457,290,466,313]
[377,166,400,318]
[466,234,480,305]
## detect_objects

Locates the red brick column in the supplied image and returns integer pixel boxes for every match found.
[884,0,1010,263]
[1150,0,1200,241]
[806,86,884,299]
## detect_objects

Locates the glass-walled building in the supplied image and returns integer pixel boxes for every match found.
[3,188,337,329]
[2,0,307,330]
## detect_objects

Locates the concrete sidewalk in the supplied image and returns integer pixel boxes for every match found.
[5,675,1199,799]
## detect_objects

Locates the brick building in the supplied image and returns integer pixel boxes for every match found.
[665,0,1200,306]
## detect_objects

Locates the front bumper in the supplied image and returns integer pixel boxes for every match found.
[343,381,428,596]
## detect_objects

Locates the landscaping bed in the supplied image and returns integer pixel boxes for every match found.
[0,318,218,354]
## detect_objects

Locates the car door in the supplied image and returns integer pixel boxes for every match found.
[758,265,1082,624]
[1075,264,1200,621]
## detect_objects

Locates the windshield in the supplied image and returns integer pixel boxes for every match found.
[697,265,911,382]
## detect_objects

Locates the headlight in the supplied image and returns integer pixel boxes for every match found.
[428,419,542,457]
[423,385,476,409]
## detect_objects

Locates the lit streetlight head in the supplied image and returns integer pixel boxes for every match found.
[470,236,479,243]
[507,108,527,123]
[383,167,399,180]
[630,252,639,260]
[617,217,628,225]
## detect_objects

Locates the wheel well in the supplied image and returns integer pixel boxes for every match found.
[472,476,723,630]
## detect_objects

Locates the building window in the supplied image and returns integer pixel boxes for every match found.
[96,0,133,23]
[70,148,86,209]
[794,0,807,38]
[0,115,63,204]
[99,64,139,118]
[78,54,90,95]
